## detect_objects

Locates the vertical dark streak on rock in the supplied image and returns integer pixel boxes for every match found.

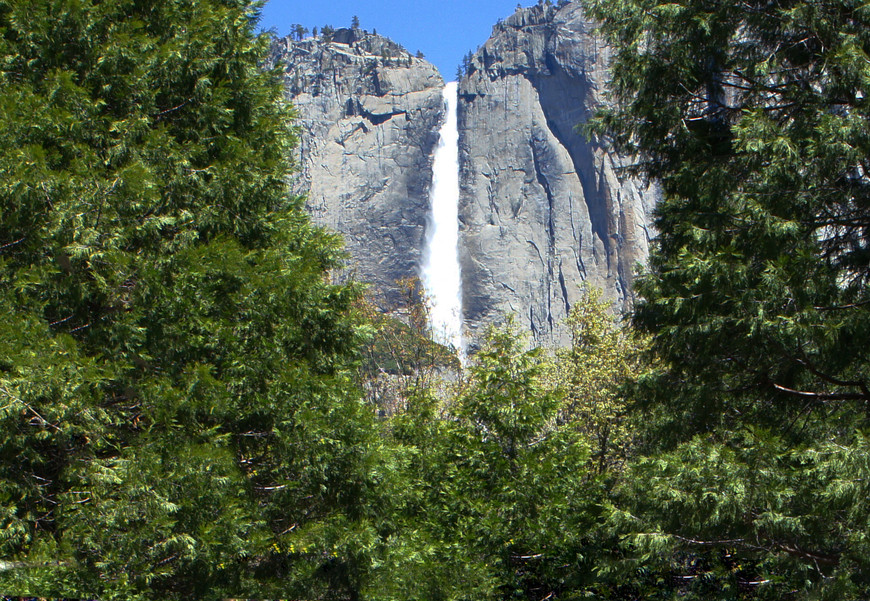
[529,305,539,339]
[371,69,382,96]
[558,261,570,316]
[530,139,557,259]
[533,62,611,262]
[527,239,545,269]
[530,139,557,331]
[575,246,587,279]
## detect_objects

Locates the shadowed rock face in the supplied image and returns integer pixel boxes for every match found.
[269,30,445,308]
[458,2,657,347]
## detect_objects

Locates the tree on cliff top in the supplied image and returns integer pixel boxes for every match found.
[587,0,870,598]
[0,0,382,598]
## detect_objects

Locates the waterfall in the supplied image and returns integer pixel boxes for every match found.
[421,81,463,356]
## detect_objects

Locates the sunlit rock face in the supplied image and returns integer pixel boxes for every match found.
[271,6,658,350]
[269,29,445,308]
[457,2,658,348]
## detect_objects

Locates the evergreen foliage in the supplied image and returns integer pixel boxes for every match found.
[383,319,611,601]
[0,0,382,598]
[291,23,310,41]
[586,0,870,597]
[12,0,870,598]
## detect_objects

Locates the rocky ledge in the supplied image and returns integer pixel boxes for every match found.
[269,28,445,308]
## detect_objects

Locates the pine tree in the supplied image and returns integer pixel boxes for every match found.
[0,0,382,598]
[586,0,870,598]
[292,23,309,41]
[385,321,601,600]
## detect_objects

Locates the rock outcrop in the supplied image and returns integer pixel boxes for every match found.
[269,29,445,307]
[272,6,657,349]
[457,2,657,347]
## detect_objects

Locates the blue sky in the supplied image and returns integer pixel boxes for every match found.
[257,0,529,80]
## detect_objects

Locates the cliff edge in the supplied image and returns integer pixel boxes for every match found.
[270,29,445,307]
[458,2,657,346]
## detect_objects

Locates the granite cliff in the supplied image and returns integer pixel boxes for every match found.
[269,28,444,307]
[272,4,657,347]
[458,1,657,346]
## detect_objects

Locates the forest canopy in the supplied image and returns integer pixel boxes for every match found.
[586,0,870,598]
[1,0,870,600]
[0,0,379,598]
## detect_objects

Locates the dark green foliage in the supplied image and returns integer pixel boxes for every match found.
[0,0,381,598]
[461,50,474,76]
[386,322,601,601]
[291,23,310,40]
[448,324,598,600]
[586,0,870,598]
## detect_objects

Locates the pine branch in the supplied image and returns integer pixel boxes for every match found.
[672,534,747,547]
[152,99,191,118]
[0,237,25,252]
[813,299,870,311]
[777,543,839,567]
[772,383,867,402]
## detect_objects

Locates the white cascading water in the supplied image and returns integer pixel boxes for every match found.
[421,81,464,356]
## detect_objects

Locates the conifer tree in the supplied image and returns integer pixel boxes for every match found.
[586,0,870,598]
[0,0,382,598]
[386,322,601,601]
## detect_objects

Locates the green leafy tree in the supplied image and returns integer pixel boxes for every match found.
[450,323,597,600]
[549,287,651,474]
[0,0,384,599]
[357,278,460,415]
[586,0,870,598]
[387,321,601,601]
